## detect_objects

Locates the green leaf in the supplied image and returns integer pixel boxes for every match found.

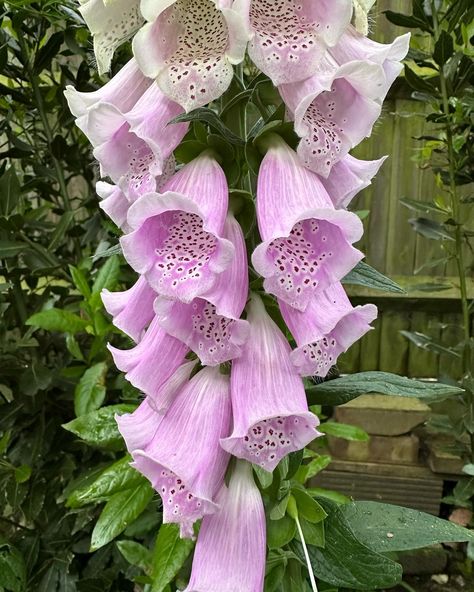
[291,488,327,523]
[400,197,448,214]
[384,10,431,31]
[0,167,21,216]
[434,30,454,66]
[299,518,325,548]
[404,66,438,94]
[151,524,195,592]
[92,255,120,294]
[67,455,143,508]
[69,265,91,298]
[267,515,297,549]
[90,481,153,550]
[62,404,136,448]
[0,241,28,258]
[74,362,108,417]
[400,330,461,358]
[170,108,245,146]
[116,540,152,571]
[254,465,273,489]
[308,488,351,505]
[270,493,291,521]
[409,217,455,241]
[14,465,31,484]
[342,501,474,552]
[319,422,369,442]
[0,542,26,592]
[291,503,402,589]
[342,261,405,294]
[26,309,88,334]
[462,463,474,476]
[306,371,463,406]
[296,455,332,482]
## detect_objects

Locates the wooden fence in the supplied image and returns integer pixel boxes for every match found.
[339,0,473,378]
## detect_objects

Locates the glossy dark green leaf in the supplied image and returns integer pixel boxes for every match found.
[62,404,136,449]
[170,108,245,145]
[0,541,26,592]
[306,371,463,406]
[67,456,143,508]
[342,261,405,294]
[342,501,474,552]
[151,524,195,592]
[291,504,402,589]
[267,515,297,549]
[26,308,88,334]
[116,540,152,571]
[0,167,21,216]
[434,30,454,66]
[92,255,120,294]
[90,481,153,550]
[74,362,107,417]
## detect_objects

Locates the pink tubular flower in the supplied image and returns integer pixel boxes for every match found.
[64,59,151,120]
[121,153,235,303]
[279,282,378,377]
[183,460,266,592]
[132,366,232,538]
[116,360,197,451]
[236,0,353,85]
[221,294,320,472]
[91,86,187,198]
[78,0,144,74]
[330,26,411,94]
[107,316,189,400]
[101,275,156,342]
[96,181,132,231]
[251,138,364,312]
[133,0,249,111]
[153,213,249,366]
[321,153,387,209]
[279,58,387,176]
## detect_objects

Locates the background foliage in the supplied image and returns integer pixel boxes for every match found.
[0,1,473,591]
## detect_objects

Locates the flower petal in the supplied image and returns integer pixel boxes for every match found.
[251,139,363,310]
[183,461,266,592]
[133,0,245,110]
[79,0,144,74]
[243,0,353,85]
[101,275,156,342]
[133,366,231,538]
[221,294,320,471]
[107,316,189,401]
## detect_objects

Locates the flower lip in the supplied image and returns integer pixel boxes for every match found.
[121,192,235,303]
[220,411,319,472]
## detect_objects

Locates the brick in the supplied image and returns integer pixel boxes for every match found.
[327,433,420,464]
[335,394,430,436]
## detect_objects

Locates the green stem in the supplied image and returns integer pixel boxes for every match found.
[431,2,473,460]
[431,3,471,365]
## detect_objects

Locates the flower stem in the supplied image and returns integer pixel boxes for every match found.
[431,1,473,459]
[295,514,319,592]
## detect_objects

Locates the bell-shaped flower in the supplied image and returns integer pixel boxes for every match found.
[132,0,249,111]
[116,360,197,452]
[91,85,187,199]
[280,282,378,377]
[132,366,232,538]
[96,159,177,229]
[279,58,387,176]
[183,460,265,592]
[78,0,144,74]
[102,275,156,342]
[221,294,320,472]
[236,0,353,86]
[321,153,387,209]
[252,138,364,312]
[121,153,234,303]
[96,181,132,231]
[107,316,189,400]
[153,214,249,366]
[64,58,151,119]
[330,26,411,95]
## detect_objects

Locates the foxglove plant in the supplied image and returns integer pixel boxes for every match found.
[66,0,409,588]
